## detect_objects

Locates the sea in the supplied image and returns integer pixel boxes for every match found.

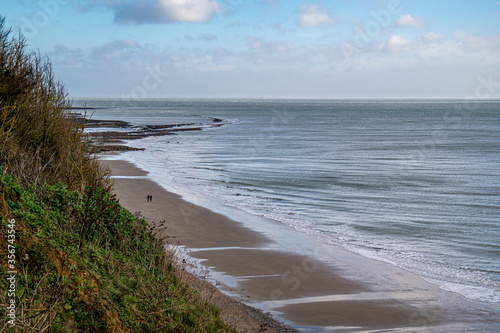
[74,98,500,307]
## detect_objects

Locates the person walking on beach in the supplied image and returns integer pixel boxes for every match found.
[147,195,150,202]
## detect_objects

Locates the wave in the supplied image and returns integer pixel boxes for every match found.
[96,100,500,307]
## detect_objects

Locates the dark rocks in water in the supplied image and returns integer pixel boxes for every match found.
[145,123,198,130]
[169,127,203,132]
[75,114,230,153]
[68,114,132,128]
[90,129,177,143]
[90,145,145,153]
[85,119,132,128]
[144,124,177,130]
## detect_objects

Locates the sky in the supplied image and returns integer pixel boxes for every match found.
[2,0,500,99]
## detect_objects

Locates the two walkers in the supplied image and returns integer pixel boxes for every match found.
[146,195,153,202]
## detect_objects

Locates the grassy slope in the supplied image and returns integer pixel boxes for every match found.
[0,170,235,332]
[0,15,238,332]
[0,16,238,332]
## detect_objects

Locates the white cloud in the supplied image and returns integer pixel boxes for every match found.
[422,32,444,43]
[383,33,443,53]
[455,31,488,51]
[372,32,500,75]
[246,36,294,53]
[91,40,140,61]
[455,31,500,52]
[454,31,468,40]
[383,35,412,53]
[297,5,335,28]
[89,0,222,24]
[87,39,165,69]
[157,0,221,23]
[50,46,85,68]
[396,14,427,28]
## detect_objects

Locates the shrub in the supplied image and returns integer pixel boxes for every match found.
[0,16,110,190]
[0,169,234,332]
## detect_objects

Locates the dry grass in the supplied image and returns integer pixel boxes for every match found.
[0,16,110,191]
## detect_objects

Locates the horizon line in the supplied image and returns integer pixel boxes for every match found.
[69,96,500,101]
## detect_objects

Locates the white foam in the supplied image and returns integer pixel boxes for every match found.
[110,124,500,307]
[438,281,500,305]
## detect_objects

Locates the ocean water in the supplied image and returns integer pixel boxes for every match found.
[75,98,500,306]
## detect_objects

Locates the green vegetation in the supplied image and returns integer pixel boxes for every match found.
[0,16,235,332]
[0,171,233,332]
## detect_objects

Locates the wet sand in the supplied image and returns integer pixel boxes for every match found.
[107,159,500,332]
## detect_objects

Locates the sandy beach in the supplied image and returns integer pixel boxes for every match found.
[106,159,500,332]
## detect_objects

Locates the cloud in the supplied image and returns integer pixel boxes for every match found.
[383,35,412,52]
[396,14,427,28]
[422,32,444,43]
[91,39,140,61]
[85,0,222,24]
[455,31,487,51]
[455,31,500,52]
[198,33,217,41]
[88,39,162,69]
[50,46,85,68]
[246,36,294,53]
[208,47,230,58]
[296,5,336,28]
[383,33,443,53]
[262,0,280,7]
